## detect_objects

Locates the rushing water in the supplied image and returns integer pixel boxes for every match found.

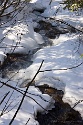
[0,19,83,125]
[0,19,74,78]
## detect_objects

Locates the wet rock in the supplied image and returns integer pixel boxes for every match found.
[36,85,83,125]
[33,8,45,14]
[0,53,33,78]
[36,84,64,102]
[34,20,69,39]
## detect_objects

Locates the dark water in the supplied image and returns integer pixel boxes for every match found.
[36,87,83,125]
[0,17,82,125]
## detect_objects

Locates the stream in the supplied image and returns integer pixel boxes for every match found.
[0,17,83,125]
[0,18,76,78]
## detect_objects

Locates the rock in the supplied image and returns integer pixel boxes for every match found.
[0,53,33,78]
[34,20,69,39]
[36,86,83,125]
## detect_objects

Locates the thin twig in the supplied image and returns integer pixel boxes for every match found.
[0,91,10,105]
[36,14,83,33]
[0,78,56,119]
[39,61,83,72]
[25,118,30,125]
[73,100,83,108]
[9,60,44,125]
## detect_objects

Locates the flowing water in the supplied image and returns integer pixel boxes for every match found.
[0,19,83,125]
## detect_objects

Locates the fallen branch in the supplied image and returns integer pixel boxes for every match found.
[37,14,83,33]
[39,61,83,72]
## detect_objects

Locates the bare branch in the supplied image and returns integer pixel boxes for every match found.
[25,118,30,125]
[39,61,83,72]
[0,91,10,105]
[36,14,83,33]
[73,100,83,108]
[0,0,9,16]
[9,60,44,125]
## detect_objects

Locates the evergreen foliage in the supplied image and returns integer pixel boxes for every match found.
[62,0,83,11]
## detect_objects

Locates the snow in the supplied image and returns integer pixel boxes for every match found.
[0,51,6,64]
[42,0,83,28]
[0,0,83,124]
[9,34,83,118]
[30,0,51,9]
[0,21,44,56]
[0,78,53,125]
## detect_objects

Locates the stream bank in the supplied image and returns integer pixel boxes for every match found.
[32,18,83,125]
[0,1,83,125]
[0,15,83,125]
[36,86,83,125]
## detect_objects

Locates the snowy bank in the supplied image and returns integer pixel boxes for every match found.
[14,34,83,117]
